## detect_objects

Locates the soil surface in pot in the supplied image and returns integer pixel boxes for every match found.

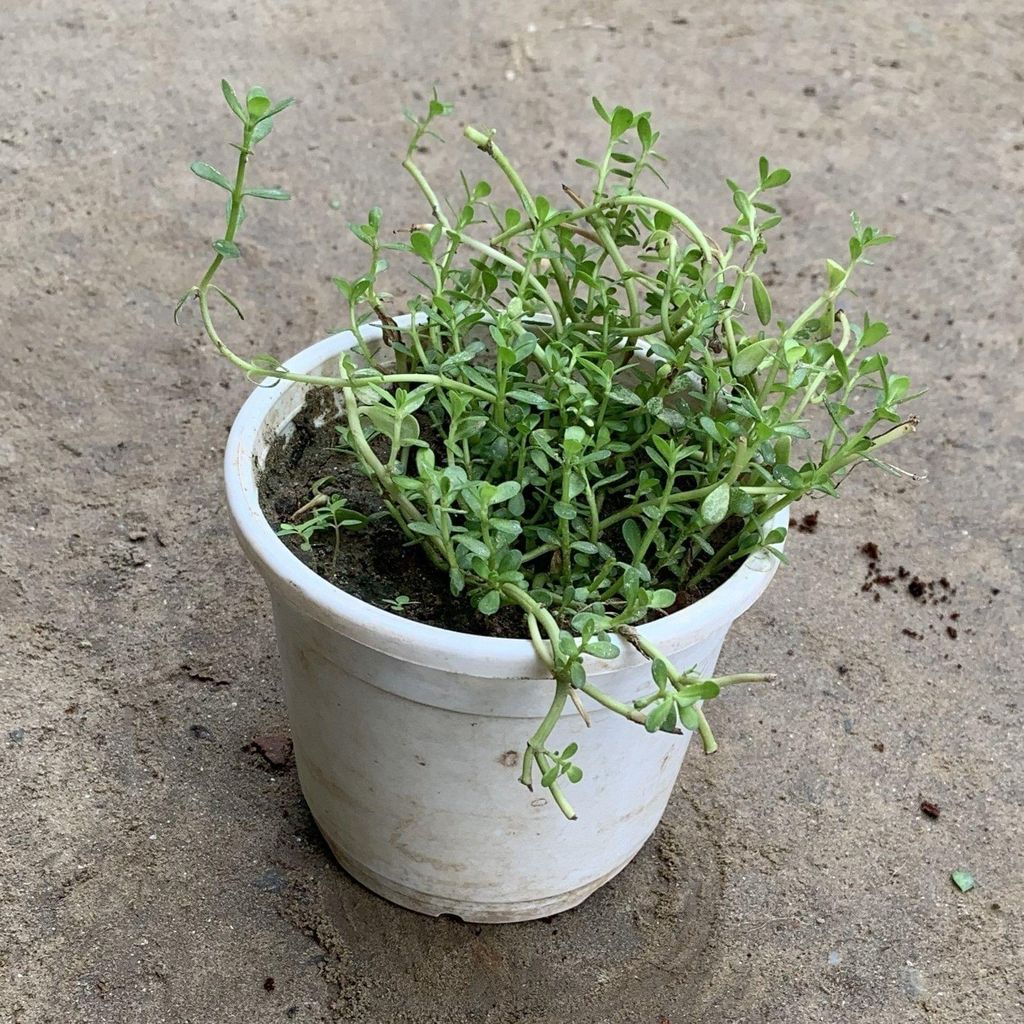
[259,387,732,638]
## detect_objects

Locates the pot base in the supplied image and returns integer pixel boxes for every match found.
[314,813,642,924]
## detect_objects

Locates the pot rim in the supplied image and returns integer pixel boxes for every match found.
[224,318,788,668]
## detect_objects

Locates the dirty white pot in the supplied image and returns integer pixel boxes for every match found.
[224,318,787,924]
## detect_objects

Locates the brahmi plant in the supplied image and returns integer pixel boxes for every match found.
[179,82,918,818]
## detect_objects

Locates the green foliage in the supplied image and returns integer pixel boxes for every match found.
[183,85,919,820]
[276,480,369,567]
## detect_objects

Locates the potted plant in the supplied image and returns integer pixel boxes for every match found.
[178,82,918,923]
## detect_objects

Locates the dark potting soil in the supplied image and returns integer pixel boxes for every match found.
[258,387,732,639]
[258,388,527,638]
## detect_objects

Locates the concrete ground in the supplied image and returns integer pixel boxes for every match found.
[1,1,1021,1021]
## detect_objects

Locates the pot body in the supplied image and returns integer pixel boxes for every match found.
[224,320,786,923]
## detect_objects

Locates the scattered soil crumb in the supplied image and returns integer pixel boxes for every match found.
[790,511,819,534]
[920,800,941,819]
[249,734,293,768]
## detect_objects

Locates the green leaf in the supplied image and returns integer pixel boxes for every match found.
[645,699,672,733]
[729,489,754,516]
[591,96,610,123]
[213,238,240,259]
[246,87,271,119]
[700,483,731,525]
[622,519,642,556]
[648,589,676,609]
[775,422,811,438]
[610,106,633,140]
[732,189,754,221]
[657,407,688,430]
[678,704,701,731]
[221,80,247,122]
[763,168,791,189]
[562,425,586,457]
[244,186,291,201]
[771,464,803,489]
[457,535,490,559]
[258,97,295,123]
[951,869,975,893]
[751,274,772,325]
[251,118,274,144]
[732,339,772,378]
[245,353,282,384]
[566,765,583,784]
[609,384,642,407]
[477,590,501,616]
[698,415,723,443]
[861,320,889,347]
[651,659,670,687]
[676,679,720,702]
[449,567,465,595]
[410,230,434,262]
[490,481,521,505]
[826,258,846,289]
[407,521,440,537]
[585,640,620,660]
[190,161,232,190]
[636,115,652,148]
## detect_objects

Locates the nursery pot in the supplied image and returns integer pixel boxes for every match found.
[224,318,787,924]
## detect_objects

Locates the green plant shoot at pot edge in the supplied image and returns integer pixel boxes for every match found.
[179,81,919,820]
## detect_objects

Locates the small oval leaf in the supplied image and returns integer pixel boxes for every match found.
[751,273,772,325]
[191,161,232,191]
[221,80,247,122]
[732,338,773,378]
[245,186,291,201]
[700,483,731,525]
[213,238,241,259]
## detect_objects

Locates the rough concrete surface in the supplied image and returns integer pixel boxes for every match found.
[1,1,1022,1021]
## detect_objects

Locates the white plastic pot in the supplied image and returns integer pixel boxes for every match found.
[224,319,787,923]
